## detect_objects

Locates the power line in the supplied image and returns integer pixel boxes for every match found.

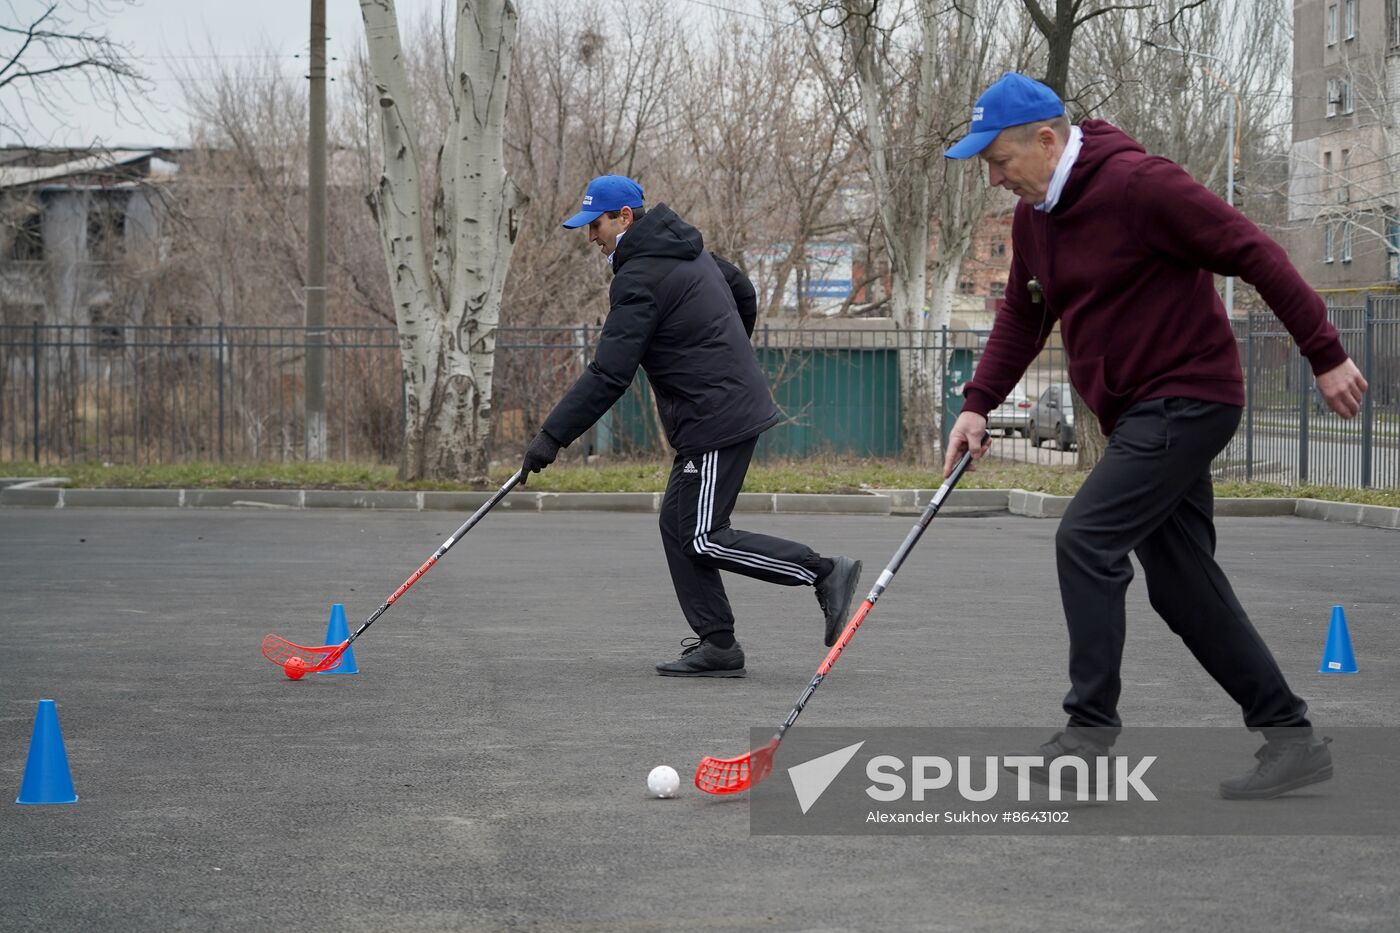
[673,0,802,26]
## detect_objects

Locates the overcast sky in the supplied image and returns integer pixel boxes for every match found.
[4,0,774,150]
[3,0,458,148]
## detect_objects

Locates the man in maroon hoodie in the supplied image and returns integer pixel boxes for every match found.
[944,73,1369,800]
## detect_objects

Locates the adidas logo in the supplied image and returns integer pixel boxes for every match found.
[683,460,698,474]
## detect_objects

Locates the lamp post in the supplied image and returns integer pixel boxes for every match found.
[1142,40,1241,317]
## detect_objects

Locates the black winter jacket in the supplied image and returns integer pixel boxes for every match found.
[542,203,780,455]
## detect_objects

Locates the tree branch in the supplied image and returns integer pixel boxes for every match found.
[1020,0,1055,34]
[1074,2,1152,29]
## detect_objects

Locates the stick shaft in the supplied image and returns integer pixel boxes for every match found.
[768,447,977,746]
[344,471,524,645]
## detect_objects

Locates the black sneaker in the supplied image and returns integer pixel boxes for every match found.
[816,556,863,646]
[1219,736,1333,800]
[655,637,746,678]
[1012,729,1114,796]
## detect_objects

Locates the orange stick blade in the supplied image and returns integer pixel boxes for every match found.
[694,739,778,795]
[261,633,346,673]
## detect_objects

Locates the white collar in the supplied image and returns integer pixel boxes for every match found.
[1035,124,1083,213]
[606,230,626,265]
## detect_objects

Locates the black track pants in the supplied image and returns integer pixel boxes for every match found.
[659,437,823,639]
[1055,398,1310,736]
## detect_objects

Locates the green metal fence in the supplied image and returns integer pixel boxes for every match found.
[2,311,1397,490]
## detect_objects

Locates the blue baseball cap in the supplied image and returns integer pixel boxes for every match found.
[945,73,1065,160]
[561,174,645,228]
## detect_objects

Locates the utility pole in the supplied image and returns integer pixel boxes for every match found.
[305,0,328,461]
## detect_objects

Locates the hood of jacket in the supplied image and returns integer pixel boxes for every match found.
[611,202,702,273]
[1054,119,1146,212]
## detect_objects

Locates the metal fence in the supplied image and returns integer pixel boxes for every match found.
[1221,298,1400,488]
[2,308,1398,490]
[0,324,403,465]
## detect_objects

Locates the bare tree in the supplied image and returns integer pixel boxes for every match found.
[358,0,527,482]
[801,0,1008,466]
[926,0,1012,340]
[1020,0,1151,100]
[1087,0,1291,206]
[501,1,687,331]
[670,3,858,319]
[0,0,150,143]
[806,0,941,464]
[170,47,311,326]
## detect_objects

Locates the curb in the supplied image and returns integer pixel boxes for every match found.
[0,483,893,516]
[1,481,1396,530]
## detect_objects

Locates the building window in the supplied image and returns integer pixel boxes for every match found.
[1342,79,1354,114]
[86,194,127,263]
[992,242,1007,258]
[1328,3,1340,44]
[1323,151,1333,197]
[1324,223,1335,263]
[8,208,43,261]
[957,279,976,295]
[1345,0,1357,39]
[1341,149,1351,203]
[1342,220,1354,262]
[990,281,1006,294]
[1391,0,1400,49]
[1327,78,1341,117]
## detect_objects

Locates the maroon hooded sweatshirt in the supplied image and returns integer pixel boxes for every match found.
[962,120,1347,435]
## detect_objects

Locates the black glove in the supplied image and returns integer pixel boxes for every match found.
[519,430,561,486]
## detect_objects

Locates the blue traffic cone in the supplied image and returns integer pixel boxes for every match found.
[1319,605,1358,674]
[316,603,358,674]
[16,699,78,805]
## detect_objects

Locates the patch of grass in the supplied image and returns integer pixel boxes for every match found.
[0,461,405,490]
[3,458,1398,507]
[1213,480,1400,509]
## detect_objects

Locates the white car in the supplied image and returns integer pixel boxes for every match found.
[986,383,1032,437]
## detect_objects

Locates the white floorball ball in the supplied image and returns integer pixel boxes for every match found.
[647,764,681,798]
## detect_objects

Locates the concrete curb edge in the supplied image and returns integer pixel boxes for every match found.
[1,482,1396,530]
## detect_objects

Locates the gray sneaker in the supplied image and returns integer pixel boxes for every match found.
[655,637,746,678]
[1013,729,1114,796]
[815,556,863,646]
[1219,735,1333,800]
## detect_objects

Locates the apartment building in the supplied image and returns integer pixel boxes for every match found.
[1285,0,1400,291]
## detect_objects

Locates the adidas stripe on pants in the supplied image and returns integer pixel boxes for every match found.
[659,436,823,639]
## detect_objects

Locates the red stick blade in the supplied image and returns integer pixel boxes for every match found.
[694,741,777,795]
[261,634,346,673]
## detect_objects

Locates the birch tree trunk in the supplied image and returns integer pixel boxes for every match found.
[925,0,1001,330]
[843,0,938,466]
[360,0,526,481]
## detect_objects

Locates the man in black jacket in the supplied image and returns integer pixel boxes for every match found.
[520,174,862,677]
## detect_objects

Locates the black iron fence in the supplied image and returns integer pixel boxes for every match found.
[2,306,1397,490]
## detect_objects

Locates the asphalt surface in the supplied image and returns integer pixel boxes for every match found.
[1,507,1397,932]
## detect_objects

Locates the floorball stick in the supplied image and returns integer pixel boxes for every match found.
[694,441,983,794]
[261,470,525,678]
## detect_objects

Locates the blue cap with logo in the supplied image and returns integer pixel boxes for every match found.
[561,174,645,228]
[944,73,1065,160]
